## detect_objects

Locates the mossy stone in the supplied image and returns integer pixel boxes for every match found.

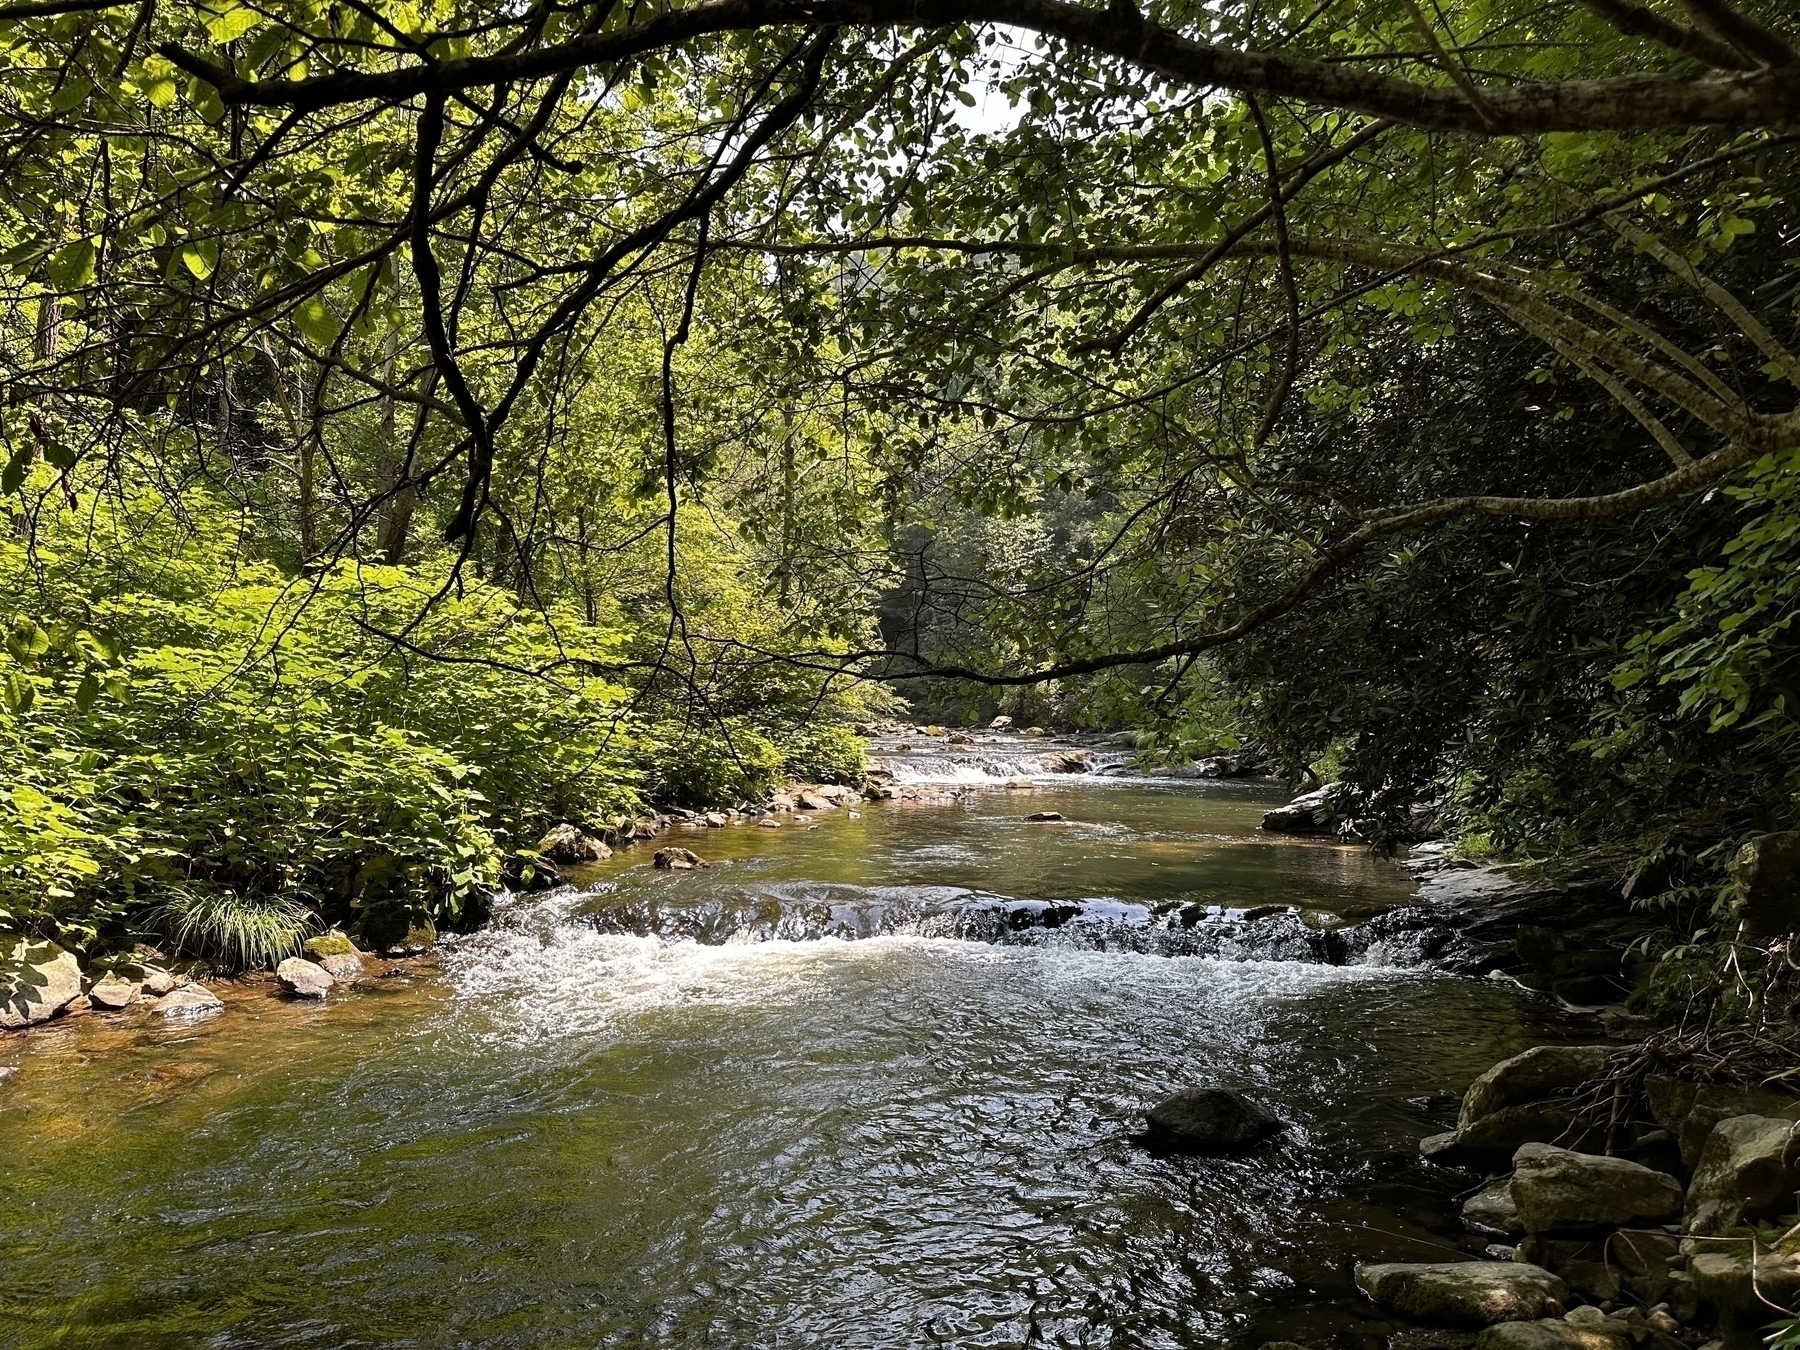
[302,932,357,960]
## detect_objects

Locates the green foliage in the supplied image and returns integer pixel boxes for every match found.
[649,723,785,806]
[1624,447,1800,752]
[779,722,868,785]
[0,479,866,947]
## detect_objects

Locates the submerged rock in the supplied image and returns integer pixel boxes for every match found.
[1143,1087,1280,1152]
[653,847,709,870]
[158,984,223,1019]
[1355,1261,1566,1326]
[757,817,782,828]
[1685,1113,1800,1235]
[276,957,334,999]
[0,938,82,1029]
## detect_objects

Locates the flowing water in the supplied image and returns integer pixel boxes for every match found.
[0,743,1578,1349]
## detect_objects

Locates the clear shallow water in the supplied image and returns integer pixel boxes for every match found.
[0,775,1574,1349]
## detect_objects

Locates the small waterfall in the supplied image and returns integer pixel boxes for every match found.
[573,882,1489,970]
[871,748,1138,784]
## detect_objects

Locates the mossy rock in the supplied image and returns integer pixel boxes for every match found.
[302,932,358,960]
[356,907,438,955]
[355,908,437,955]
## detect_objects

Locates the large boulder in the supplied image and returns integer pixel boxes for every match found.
[1457,1102,1582,1156]
[1508,1143,1682,1233]
[652,847,709,871]
[1685,1114,1800,1235]
[1355,1262,1566,1326]
[276,957,334,999]
[537,822,612,864]
[1461,1047,1612,1130]
[0,937,82,1029]
[1260,784,1346,834]
[1727,831,1800,936]
[1688,1248,1800,1327]
[1143,1087,1281,1152]
[1645,1075,1800,1167]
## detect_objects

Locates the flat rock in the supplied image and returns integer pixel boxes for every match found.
[88,975,139,1010]
[1025,811,1064,822]
[796,790,837,811]
[1458,1102,1580,1156]
[757,817,782,828]
[1355,1261,1566,1326]
[1685,1114,1800,1235]
[1509,1143,1682,1233]
[158,985,223,1019]
[1474,1321,1628,1350]
[1144,1087,1280,1152]
[704,812,729,827]
[0,938,83,1029]
[276,958,334,999]
[652,847,709,870]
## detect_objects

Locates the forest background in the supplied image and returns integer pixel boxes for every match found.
[0,0,1796,1005]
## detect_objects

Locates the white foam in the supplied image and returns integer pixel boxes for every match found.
[441,900,1421,1048]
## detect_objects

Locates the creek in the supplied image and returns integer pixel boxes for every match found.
[0,740,1581,1349]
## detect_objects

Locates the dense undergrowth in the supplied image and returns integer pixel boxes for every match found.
[0,479,872,965]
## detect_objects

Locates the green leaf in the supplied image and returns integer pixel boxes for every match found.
[295,295,341,349]
[181,240,218,281]
[3,670,34,714]
[134,56,179,110]
[74,671,99,713]
[0,442,33,494]
[204,1,259,43]
[47,238,96,291]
